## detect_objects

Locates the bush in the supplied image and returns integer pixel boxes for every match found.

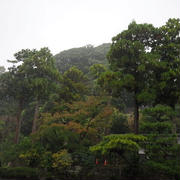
[0,167,39,179]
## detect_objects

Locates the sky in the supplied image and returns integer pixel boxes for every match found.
[0,0,179,69]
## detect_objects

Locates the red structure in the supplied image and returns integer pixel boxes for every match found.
[96,159,99,165]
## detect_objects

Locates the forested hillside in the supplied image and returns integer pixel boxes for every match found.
[0,18,180,180]
[54,43,110,74]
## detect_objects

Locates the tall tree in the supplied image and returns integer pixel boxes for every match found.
[104,21,157,134]
[0,68,30,144]
[13,47,60,133]
[151,18,180,108]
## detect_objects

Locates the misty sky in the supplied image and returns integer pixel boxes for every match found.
[0,0,179,69]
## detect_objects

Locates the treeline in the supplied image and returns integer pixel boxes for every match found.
[0,18,179,180]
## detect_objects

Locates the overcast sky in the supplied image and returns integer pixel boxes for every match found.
[0,0,179,69]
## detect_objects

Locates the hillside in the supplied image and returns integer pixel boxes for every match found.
[54,43,111,74]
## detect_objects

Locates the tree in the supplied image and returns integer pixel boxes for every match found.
[90,134,146,178]
[140,105,180,180]
[90,134,146,155]
[33,123,80,153]
[151,18,180,108]
[59,67,88,102]
[0,68,30,144]
[13,47,60,133]
[104,21,157,134]
[89,64,107,79]
[39,96,114,142]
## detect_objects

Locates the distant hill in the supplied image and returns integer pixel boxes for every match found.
[54,43,111,74]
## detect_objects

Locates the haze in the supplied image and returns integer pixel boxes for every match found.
[0,0,179,69]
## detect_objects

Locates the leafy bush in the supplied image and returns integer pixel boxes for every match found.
[52,149,73,170]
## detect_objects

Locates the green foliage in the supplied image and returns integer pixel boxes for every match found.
[142,143,180,179]
[140,104,176,134]
[39,151,53,171]
[144,160,180,179]
[90,134,146,155]
[110,109,130,134]
[41,96,113,138]
[0,19,179,180]
[90,134,147,179]
[52,149,73,170]
[140,121,173,134]
[88,64,108,96]
[60,66,88,102]
[90,64,107,79]
[21,103,36,136]
[0,138,18,165]
[17,137,32,152]
[151,18,180,107]
[0,167,39,179]
[72,150,95,167]
[14,47,60,100]
[18,138,44,167]
[35,124,80,152]
[55,44,110,74]
[104,21,159,133]
[139,104,180,180]
[142,104,175,122]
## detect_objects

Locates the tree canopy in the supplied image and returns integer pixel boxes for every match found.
[0,18,179,180]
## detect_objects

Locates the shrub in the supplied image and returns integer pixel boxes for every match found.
[0,167,39,179]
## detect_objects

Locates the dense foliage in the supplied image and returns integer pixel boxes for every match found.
[54,43,110,74]
[0,18,179,180]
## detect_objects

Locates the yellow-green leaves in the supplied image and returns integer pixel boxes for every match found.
[90,134,146,155]
[52,149,73,170]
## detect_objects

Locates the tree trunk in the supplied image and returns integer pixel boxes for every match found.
[134,98,139,134]
[14,101,23,144]
[32,100,39,133]
[171,105,177,134]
